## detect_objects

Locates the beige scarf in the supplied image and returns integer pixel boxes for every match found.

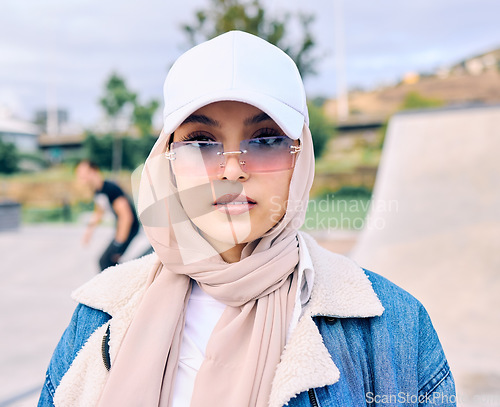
[97,125,315,407]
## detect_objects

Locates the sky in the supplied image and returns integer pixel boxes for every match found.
[1,0,499,127]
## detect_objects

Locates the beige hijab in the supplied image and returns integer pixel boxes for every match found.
[97,122,315,407]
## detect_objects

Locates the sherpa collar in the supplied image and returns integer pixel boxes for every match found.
[72,253,156,318]
[299,232,384,319]
[71,232,384,407]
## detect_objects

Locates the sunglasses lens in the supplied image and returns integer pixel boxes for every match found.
[170,141,223,176]
[241,136,296,173]
[169,137,298,176]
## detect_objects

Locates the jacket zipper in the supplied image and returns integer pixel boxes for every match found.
[308,388,319,407]
[101,324,111,371]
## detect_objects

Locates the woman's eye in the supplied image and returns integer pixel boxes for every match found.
[251,127,285,140]
[248,136,284,147]
[181,132,215,142]
[185,140,222,152]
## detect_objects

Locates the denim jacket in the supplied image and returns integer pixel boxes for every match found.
[38,232,456,406]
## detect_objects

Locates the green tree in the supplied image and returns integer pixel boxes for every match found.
[132,99,160,138]
[83,133,157,171]
[99,73,136,174]
[122,135,157,169]
[182,0,317,78]
[0,138,19,174]
[83,133,113,170]
[307,102,335,159]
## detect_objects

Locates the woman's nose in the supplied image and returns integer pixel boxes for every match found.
[219,153,249,181]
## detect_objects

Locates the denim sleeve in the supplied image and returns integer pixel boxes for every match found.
[37,304,111,407]
[416,303,457,407]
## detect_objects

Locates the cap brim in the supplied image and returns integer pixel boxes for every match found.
[163,89,305,140]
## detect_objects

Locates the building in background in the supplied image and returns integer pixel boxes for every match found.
[35,109,85,163]
[0,107,39,153]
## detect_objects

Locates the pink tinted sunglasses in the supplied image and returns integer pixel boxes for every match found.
[165,136,301,176]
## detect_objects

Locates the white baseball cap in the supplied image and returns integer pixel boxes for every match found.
[162,30,308,140]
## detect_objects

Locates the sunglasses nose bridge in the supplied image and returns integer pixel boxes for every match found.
[218,150,248,177]
[220,149,245,163]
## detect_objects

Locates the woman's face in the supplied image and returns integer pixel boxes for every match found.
[171,101,297,251]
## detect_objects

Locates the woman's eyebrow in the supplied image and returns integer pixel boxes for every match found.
[244,112,272,126]
[180,114,221,127]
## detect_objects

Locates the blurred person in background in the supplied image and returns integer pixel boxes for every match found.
[76,159,140,271]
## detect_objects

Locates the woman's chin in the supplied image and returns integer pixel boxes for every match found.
[194,222,252,250]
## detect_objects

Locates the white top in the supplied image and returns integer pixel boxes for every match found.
[172,235,315,406]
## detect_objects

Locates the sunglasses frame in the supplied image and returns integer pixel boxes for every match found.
[164,136,301,175]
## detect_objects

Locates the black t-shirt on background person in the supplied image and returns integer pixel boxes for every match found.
[94,180,139,231]
[94,180,140,271]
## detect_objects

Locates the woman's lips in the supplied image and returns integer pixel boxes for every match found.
[213,194,256,215]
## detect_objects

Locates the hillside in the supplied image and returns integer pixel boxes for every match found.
[324,49,500,121]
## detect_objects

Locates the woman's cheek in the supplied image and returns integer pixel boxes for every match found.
[258,171,292,223]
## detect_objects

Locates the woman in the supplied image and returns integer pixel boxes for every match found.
[38,31,456,407]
